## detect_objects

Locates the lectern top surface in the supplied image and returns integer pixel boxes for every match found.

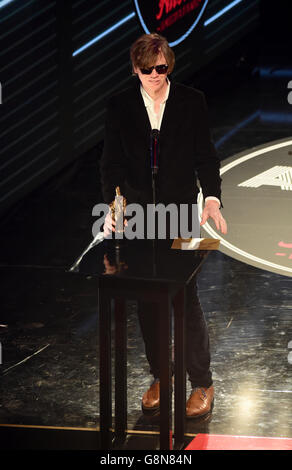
[77,238,210,284]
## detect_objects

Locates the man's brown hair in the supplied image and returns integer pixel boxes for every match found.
[130,33,175,74]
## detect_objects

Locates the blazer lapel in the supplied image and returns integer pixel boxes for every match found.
[128,80,151,139]
[159,82,182,139]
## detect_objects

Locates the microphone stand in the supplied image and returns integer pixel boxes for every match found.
[150,129,159,277]
[151,129,159,206]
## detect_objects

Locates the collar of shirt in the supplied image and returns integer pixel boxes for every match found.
[140,78,170,108]
[140,79,170,130]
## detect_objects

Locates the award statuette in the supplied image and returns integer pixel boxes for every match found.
[109,187,127,270]
[109,186,127,234]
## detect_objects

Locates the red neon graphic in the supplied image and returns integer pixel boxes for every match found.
[157,0,186,20]
[278,241,292,249]
[156,0,202,22]
[275,241,292,260]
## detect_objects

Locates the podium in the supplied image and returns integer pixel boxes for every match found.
[77,238,214,450]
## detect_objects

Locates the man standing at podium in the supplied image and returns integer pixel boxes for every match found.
[100,33,227,418]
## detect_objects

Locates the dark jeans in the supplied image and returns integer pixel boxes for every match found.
[138,278,213,389]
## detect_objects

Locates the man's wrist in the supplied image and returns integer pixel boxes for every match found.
[205,196,221,208]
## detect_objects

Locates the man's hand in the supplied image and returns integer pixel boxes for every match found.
[103,210,116,238]
[103,208,128,238]
[200,199,227,235]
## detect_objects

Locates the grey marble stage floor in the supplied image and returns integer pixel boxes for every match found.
[1,252,292,449]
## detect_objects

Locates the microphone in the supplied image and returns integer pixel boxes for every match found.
[150,129,159,175]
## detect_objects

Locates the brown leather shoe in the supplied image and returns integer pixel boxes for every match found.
[142,380,160,413]
[186,386,214,418]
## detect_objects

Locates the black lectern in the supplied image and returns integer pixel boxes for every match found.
[77,238,211,450]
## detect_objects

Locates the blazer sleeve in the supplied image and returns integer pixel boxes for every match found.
[194,92,222,204]
[100,96,127,204]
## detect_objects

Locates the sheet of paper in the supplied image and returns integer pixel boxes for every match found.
[182,238,202,250]
[171,238,220,250]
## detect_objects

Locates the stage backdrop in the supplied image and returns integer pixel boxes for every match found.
[0,0,259,215]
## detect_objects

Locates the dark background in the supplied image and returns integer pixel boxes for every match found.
[0,0,262,216]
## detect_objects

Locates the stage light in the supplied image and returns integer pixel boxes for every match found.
[72,12,136,57]
[238,395,255,417]
[0,0,15,9]
[204,0,243,26]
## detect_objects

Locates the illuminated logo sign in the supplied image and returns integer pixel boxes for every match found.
[199,138,292,278]
[238,166,292,190]
[133,0,209,46]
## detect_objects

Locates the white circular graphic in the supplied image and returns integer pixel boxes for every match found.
[199,138,292,277]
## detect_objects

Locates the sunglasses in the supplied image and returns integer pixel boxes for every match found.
[140,64,168,75]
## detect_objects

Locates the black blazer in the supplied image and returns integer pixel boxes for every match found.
[100,78,221,206]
